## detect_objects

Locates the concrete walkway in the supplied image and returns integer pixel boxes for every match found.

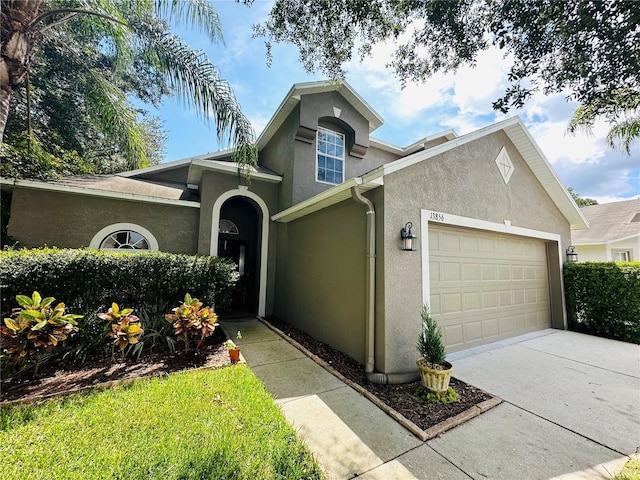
[225,318,639,480]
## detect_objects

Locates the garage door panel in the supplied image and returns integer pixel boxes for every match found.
[429,224,551,352]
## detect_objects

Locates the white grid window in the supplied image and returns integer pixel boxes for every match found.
[100,230,150,250]
[316,127,345,185]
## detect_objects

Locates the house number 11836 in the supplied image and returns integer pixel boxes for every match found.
[429,212,445,222]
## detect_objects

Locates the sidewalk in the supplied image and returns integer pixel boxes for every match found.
[224,318,636,480]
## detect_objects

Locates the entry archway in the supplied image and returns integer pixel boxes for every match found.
[211,188,269,316]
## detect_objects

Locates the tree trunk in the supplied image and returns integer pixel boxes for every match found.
[0,0,43,141]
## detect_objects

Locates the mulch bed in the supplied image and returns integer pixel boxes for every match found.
[265,317,497,433]
[0,328,230,404]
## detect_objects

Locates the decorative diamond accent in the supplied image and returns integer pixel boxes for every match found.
[495,147,514,184]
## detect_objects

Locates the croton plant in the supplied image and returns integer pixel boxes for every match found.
[98,303,144,360]
[1,291,82,372]
[165,293,218,352]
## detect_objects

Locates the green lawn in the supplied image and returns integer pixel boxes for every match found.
[0,366,323,479]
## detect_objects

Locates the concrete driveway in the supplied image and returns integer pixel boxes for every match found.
[231,320,639,479]
[436,330,640,479]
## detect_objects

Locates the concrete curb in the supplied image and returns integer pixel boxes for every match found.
[258,317,502,442]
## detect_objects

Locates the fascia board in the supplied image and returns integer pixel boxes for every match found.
[0,177,200,208]
[380,117,589,230]
[257,80,384,150]
[117,158,192,178]
[187,159,282,186]
[272,178,363,223]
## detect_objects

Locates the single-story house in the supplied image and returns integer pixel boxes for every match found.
[1,81,589,382]
[572,198,640,262]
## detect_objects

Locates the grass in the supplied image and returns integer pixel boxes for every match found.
[613,456,640,480]
[0,365,323,480]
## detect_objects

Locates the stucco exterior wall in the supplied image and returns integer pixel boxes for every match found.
[260,106,298,212]
[574,244,608,262]
[273,198,368,363]
[379,131,572,373]
[575,237,640,262]
[8,189,199,253]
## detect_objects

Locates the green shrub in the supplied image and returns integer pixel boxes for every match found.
[0,248,239,317]
[416,305,446,364]
[564,262,640,344]
[0,248,238,370]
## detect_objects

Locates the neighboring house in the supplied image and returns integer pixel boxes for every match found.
[572,198,640,262]
[1,81,588,380]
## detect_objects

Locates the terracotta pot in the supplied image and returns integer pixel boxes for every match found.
[416,358,453,393]
[228,347,241,363]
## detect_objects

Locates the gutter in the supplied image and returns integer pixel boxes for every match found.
[351,185,419,385]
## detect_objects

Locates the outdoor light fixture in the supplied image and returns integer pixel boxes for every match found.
[400,222,417,251]
[566,245,579,263]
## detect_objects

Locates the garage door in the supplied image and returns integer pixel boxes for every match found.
[428,224,551,352]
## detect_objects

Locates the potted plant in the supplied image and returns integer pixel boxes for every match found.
[224,331,242,362]
[416,305,453,393]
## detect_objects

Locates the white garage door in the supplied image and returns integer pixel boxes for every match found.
[428,224,551,352]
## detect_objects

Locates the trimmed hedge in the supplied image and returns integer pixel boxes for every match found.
[0,248,239,317]
[564,262,640,344]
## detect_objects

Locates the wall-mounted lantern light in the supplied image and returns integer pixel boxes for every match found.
[566,245,578,263]
[400,222,417,251]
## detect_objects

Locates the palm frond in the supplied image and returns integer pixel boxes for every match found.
[87,73,149,169]
[607,115,640,155]
[134,20,256,165]
[152,0,224,44]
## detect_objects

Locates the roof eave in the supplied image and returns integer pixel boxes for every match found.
[0,177,200,208]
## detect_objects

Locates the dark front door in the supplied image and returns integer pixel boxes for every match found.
[217,238,256,313]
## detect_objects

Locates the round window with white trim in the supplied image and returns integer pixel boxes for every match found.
[90,223,159,251]
[100,230,150,250]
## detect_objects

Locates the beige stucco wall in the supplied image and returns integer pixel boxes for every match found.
[7,188,199,253]
[574,244,608,262]
[378,130,573,373]
[273,198,368,364]
[575,237,640,262]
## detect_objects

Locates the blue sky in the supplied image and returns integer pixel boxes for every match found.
[151,1,639,204]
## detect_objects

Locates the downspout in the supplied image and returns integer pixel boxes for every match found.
[351,186,419,385]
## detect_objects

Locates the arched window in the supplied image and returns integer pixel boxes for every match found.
[90,223,159,251]
[219,219,239,234]
[100,230,150,250]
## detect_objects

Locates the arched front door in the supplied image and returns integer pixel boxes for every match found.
[211,188,269,317]
[217,197,260,316]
